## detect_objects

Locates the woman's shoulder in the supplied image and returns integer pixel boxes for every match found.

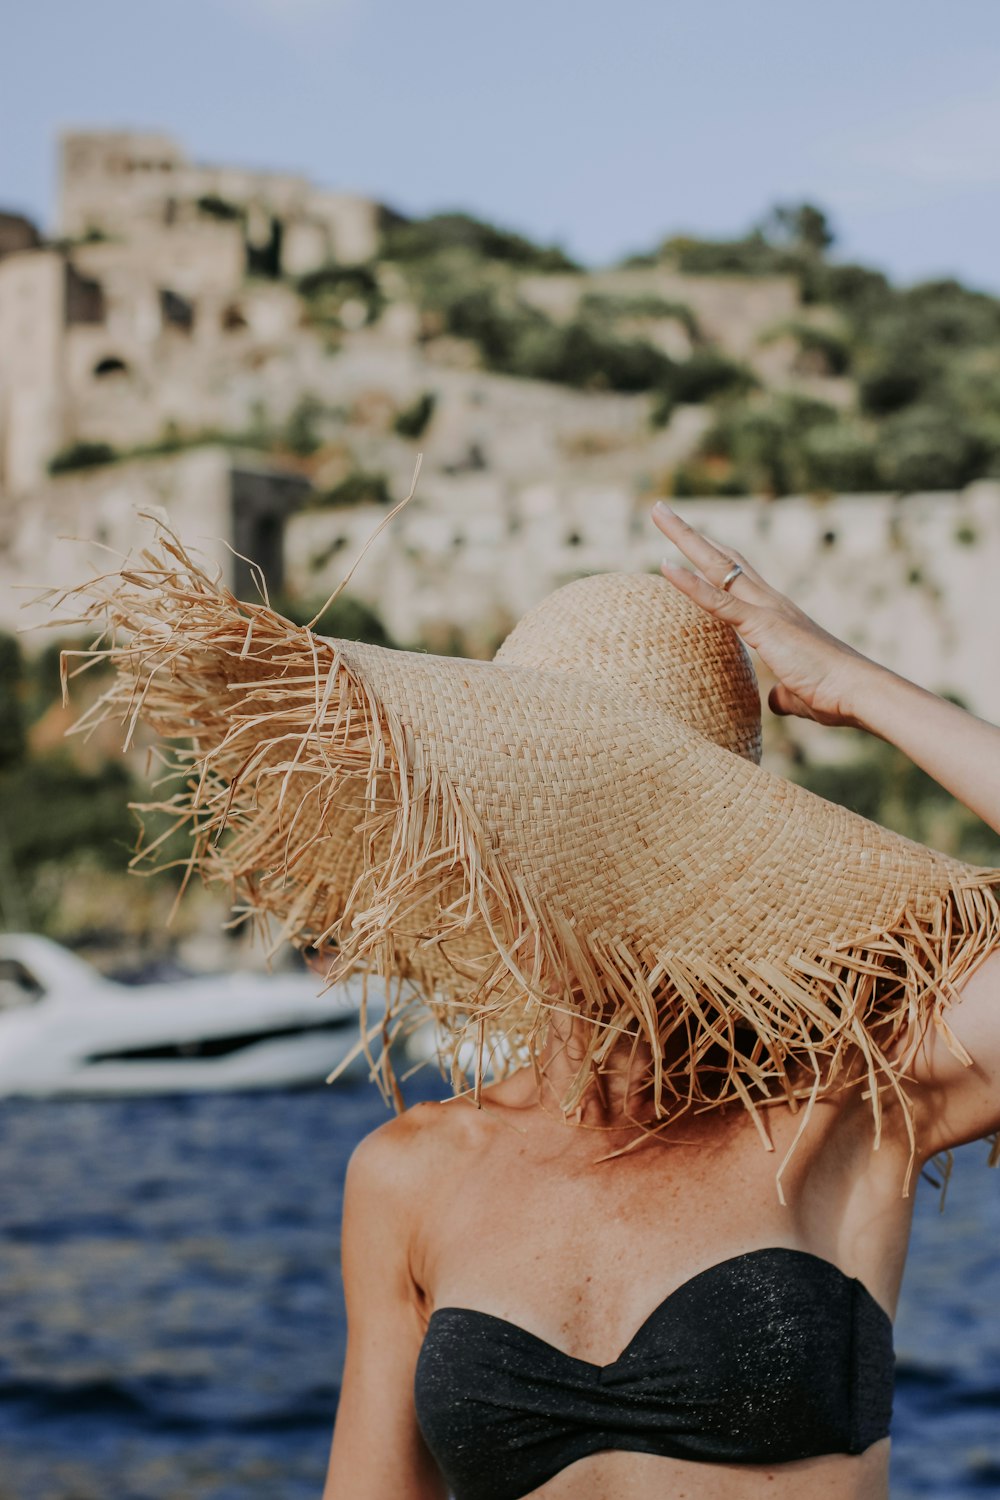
[346,1091,498,1200]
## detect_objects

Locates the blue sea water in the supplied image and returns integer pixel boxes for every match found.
[0,1080,997,1500]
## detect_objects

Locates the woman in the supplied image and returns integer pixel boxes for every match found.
[320,503,1000,1500]
[65,503,1000,1500]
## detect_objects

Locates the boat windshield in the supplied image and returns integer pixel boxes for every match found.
[0,959,45,1011]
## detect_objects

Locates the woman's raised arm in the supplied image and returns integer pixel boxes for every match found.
[323,1118,447,1500]
[651,501,1000,1156]
[651,500,1000,836]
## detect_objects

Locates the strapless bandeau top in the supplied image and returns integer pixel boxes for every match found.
[414,1247,894,1500]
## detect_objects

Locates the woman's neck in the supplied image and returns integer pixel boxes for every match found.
[536,1013,664,1132]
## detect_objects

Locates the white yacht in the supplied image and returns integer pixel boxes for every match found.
[0,933,384,1097]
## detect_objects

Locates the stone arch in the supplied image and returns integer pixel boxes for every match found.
[92,355,130,378]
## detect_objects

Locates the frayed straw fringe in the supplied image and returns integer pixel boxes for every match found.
[54,521,1000,1199]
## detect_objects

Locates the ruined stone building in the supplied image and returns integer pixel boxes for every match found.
[2,130,999,739]
[0,130,386,495]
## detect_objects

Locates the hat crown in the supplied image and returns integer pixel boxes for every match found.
[495,572,762,762]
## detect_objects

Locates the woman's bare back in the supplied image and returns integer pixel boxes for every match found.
[325,946,1000,1500]
[392,1066,917,1500]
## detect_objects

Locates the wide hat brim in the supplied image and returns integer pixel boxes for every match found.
[63,525,1000,1184]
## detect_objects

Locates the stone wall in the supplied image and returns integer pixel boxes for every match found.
[0,250,67,492]
[0,212,42,260]
[1,447,307,639]
[285,482,1000,732]
[519,267,800,359]
[0,228,304,491]
[7,450,998,768]
[58,130,381,272]
[59,130,185,238]
[0,130,845,503]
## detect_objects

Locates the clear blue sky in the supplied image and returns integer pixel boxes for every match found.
[5,0,1000,291]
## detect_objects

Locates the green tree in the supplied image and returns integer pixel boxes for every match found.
[876,406,985,491]
[381,212,578,272]
[278,592,396,647]
[283,395,325,456]
[312,471,393,508]
[394,392,437,439]
[757,202,835,256]
[48,441,119,474]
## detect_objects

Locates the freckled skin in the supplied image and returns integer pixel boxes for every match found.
[385,1015,912,1500]
[328,950,1000,1500]
[323,505,1000,1499]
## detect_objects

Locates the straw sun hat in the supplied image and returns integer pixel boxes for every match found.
[60,518,1000,1187]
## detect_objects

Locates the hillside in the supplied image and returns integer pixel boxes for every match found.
[370,200,1000,497]
[11,180,1000,507]
[4,143,1000,951]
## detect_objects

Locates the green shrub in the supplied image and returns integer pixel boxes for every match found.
[668,462,746,497]
[442,286,528,365]
[760,321,851,376]
[658,232,796,277]
[579,293,701,340]
[897,279,1000,349]
[698,396,841,495]
[755,202,835,256]
[434,284,674,392]
[394,391,437,439]
[297,263,380,298]
[703,407,794,494]
[669,351,756,404]
[514,319,673,391]
[48,441,119,474]
[283,395,325,456]
[29,637,102,719]
[296,262,384,325]
[616,251,659,269]
[797,261,891,312]
[0,756,137,870]
[651,354,756,427]
[858,359,927,416]
[941,356,1000,420]
[381,212,578,272]
[312,470,392,508]
[800,422,880,492]
[277,592,396,646]
[541,203,1000,493]
[0,752,178,934]
[789,737,1000,864]
[875,407,984,491]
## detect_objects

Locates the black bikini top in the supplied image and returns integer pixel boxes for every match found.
[414,1247,894,1500]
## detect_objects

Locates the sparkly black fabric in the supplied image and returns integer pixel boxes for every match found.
[413,1247,894,1500]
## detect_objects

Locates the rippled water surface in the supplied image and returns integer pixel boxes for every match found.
[0,1083,997,1499]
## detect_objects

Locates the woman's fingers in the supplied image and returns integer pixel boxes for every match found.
[652,502,731,574]
[658,558,749,620]
[651,502,879,731]
[652,502,772,599]
[768,682,810,718]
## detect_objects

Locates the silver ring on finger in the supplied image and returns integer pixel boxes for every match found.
[719,562,743,592]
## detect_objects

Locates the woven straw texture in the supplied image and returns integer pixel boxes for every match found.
[60,526,1000,1186]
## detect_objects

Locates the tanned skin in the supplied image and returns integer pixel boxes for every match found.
[320,504,1000,1500]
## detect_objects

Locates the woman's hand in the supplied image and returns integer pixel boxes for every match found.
[653,503,1000,1158]
[651,501,889,729]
